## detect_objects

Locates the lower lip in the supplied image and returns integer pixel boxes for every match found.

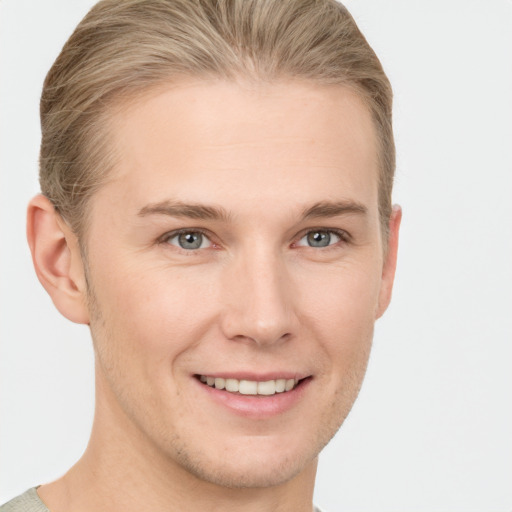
[194,377,311,419]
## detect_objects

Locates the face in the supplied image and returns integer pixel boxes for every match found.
[81,79,397,488]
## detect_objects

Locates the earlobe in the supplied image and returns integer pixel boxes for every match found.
[27,194,90,324]
[376,205,402,319]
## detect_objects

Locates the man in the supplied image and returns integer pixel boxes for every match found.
[1,0,400,511]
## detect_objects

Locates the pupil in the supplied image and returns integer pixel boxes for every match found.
[308,231,330,247]
[179,232,202,249]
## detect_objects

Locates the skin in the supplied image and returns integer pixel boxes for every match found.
[28,79,401,512]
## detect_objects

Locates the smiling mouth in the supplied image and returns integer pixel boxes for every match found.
[196,375,304,396]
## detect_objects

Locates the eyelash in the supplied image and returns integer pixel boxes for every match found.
[158,227,351,252]
[159,228,215,249]
[294,228,351,248]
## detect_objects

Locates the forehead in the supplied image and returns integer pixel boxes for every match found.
[95,79,379,222]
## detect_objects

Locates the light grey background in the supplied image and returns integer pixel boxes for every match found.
[1,1,511,511]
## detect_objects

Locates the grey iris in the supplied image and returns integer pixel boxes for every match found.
[178,232,203,249]
[307,231,331,247]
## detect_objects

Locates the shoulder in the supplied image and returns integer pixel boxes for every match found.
[0,489,49,512]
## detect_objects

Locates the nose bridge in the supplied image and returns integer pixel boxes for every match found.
[221,244,295,345]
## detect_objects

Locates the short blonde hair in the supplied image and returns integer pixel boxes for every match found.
[40,0,394,238]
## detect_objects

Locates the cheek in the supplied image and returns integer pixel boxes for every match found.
[298,261,381,369]
[301,260,381,328]
[89,261,219,376]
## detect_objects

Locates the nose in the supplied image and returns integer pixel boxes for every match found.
[219,248,297,347]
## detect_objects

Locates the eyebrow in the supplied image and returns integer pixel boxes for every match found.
[138,200,231,222]
[138,199,367,222]
[301,200,368,220]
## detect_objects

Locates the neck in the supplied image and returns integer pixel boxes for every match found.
[38,373,318,512]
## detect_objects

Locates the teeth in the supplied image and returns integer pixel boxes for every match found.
[285,378,295,391]
[239,380,258,395]
[257,380,276,395]
[275,379,286,393]
[225,378,239,392]
[199,375,300,395]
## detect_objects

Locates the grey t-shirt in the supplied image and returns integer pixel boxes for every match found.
[0,489,49,512]
[1,488,326,511]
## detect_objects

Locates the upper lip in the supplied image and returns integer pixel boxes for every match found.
[194,372,310,381]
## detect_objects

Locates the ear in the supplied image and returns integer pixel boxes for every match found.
[26,194,90,324]
[376,205,402,319]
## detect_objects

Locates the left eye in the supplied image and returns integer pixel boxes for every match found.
[296,230,341,248]
[166,231,212,250]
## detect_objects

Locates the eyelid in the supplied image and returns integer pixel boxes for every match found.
[293,227,351,247]
[158,228,216,248]
[156,226,350,250]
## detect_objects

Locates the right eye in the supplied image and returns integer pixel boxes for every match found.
[295,229,347,249]
[165,230,212,250]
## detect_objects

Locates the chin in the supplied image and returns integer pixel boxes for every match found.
[162,422,338,490]
[177,449,314,489]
